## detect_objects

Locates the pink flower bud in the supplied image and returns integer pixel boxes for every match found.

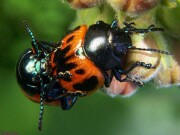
[107,0,159,14]
[67,0,104,8]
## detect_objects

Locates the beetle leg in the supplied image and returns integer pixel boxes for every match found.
[51,90,87,101]
[133,24,163,33]
[65,90,88,97]
[50,71,87,97]
[44,77,83,110]
[44,71,86,110]
[60,95,78,110]
[123,22,136,28]
[123,22,163,34]
[120,61,156,74]
[45,82,78,110]
[112,61,155,86]
[102,71,113,87]
[37,41,58,53]
[113,69,144,86]
[125,75,144,86]
[57,71,72,81]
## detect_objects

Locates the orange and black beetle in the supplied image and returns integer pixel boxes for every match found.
[16,20,170,130]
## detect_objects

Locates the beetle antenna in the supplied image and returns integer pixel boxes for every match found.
[129,46,171,55]
[24,23,39,54]
[38,78,45,131]
[38,90,45,131]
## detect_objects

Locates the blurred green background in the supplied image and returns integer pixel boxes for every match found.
[1,0,180,135]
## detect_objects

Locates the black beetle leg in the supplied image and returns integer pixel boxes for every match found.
[133,24,164,33]
[65,90,88,97]
[46,85,78,110]
[37,41,58,53]
[54,71,87,97]
[43,78,62,101]
[112,69,144,86]
[43,77,79,110]
[57,71,87,97]
[112,69,126,82]
[60,95,78,110]
[57,71,72,81]
[123,22,163,34]
[112,61,155,86]
[121,61,156,74]
[102,71,113,87]
[125,74,144,86]
[57,90,87,110]
[44,71,87,110]
[123,22,136,28]
[122,22,136,34]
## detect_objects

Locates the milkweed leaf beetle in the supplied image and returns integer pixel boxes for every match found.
[16,20,170,130]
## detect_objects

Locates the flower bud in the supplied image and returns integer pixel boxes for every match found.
[67,0,104,8]
[155,58,180,87]
[107,0,159,15]
[125,34,161,82]
[103,77,137,97]
[155,40,180,87]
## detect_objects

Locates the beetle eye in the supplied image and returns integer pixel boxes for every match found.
[40,59,48,73]
[35,61,41,73]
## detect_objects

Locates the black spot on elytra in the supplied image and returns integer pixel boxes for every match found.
[75,69,85,74]
[64,63,77,71]
[60,46,71,56]
[73,76,98,91]
[66,35,74,43]
[54,46,76,73]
